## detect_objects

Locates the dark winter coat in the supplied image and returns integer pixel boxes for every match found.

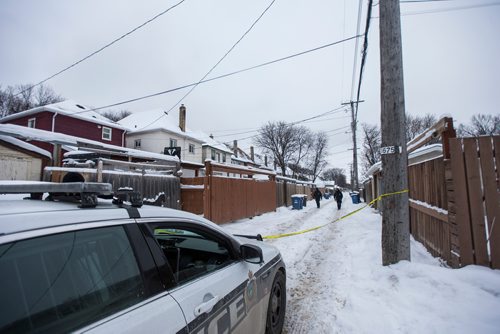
[334,189,343,202]
[313,189,322,201]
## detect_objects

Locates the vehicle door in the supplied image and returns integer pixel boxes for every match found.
[139,219,268,334]
[0,220,186,334]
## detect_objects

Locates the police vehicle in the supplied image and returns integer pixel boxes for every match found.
[0,182,286,334]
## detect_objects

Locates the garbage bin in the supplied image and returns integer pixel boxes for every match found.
[291,195,304,210]
[350,192,360,204]
[302,195,307,207]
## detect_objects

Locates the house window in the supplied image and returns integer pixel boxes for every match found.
[216,153,221,162]
[134,139,141,149]
[189,144,195,154]
[102,127,112,141]
[27,118,36,128]
[211,149,216,160]
[222,154,226,163]
[170,138,177,147]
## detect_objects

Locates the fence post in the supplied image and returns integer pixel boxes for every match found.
[204,160,212,220]
[97,159,103,183]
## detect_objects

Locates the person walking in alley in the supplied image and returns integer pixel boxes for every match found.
[333,187,343,210]
[313,187,322,208]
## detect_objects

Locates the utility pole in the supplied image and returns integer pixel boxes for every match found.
[379,0,410,265]
[342,100,364,191]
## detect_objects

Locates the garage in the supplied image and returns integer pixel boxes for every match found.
[0,135,51,181]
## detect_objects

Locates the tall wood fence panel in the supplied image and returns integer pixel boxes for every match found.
[181,161,278,224]
[448,136,500,269]
[180,177,204,215]
[276,181,314,207]
[408,157,450,263]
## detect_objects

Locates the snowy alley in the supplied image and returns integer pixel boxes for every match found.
[222,193,500,334]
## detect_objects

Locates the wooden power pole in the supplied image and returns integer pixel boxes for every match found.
[342,100,364,191]
[379,0,410,265]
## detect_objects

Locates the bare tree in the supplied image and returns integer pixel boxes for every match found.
[100,109,132,122]
[0,83,63,118]
[322,167,347,187]
[361,123,381,173]
[255,121,301,176]
[405,113,437,142]
[458,114,500,137]
[307,131,328,182]
[291,126,313,178]
[35,84,63,106]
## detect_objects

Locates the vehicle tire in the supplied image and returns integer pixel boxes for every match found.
[265,270,286,334]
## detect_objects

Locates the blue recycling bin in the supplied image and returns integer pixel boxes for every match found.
[324,193,331,200]
[350,192,360,204]
[291,195,304,210]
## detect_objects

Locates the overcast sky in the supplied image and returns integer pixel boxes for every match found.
[1,0,499,174]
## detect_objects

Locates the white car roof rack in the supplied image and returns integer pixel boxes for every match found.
[0,181,113,208]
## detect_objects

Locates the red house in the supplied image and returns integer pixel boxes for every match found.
[0,100,127,153]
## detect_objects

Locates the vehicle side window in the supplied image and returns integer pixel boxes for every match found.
[0,226,146,333]
[152,226,234,285]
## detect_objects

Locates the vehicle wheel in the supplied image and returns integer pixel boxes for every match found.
[265,270,286,334]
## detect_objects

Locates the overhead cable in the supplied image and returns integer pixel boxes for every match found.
[85,35,361,113]
[354,0,374,119]
[163,0,278,116]
[14,0,187,97]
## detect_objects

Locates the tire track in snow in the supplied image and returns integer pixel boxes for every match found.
[282,202,350,334]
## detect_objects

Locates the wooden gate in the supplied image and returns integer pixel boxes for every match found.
[447,136,500,269]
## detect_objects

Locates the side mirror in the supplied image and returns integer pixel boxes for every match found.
[240,244,263,264]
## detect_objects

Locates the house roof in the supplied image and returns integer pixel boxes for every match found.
[118,108,233,152]
[190,131,233,154]
[0,100,127,130]
[0,134,52,159]
[0,124,179,163]
[118,108,204,143]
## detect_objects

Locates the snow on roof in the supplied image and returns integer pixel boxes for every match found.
[118,108,203,143]
[0,124,179,163]
[190,131,233,154]
[0,100,127,130]
[0,134,52,159]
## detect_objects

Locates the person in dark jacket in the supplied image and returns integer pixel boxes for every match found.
[313,187,322,208]
[333,187,343,210]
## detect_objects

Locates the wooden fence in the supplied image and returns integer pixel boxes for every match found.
[364,117,500,269]
[181,161,277,224]
[204,162,277,224]
[276,181,314,207]
[447,136,500,269]
[180,177,204,215]
[408,157,450,262]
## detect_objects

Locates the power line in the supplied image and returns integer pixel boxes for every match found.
[163,0,277,116]
[350,0,364,102]
[80,34,360,113]
[354,0,374,119]
[14,0,187,97]
[372,1,500,16]
[374,0,458,5]
[403,2,500,15]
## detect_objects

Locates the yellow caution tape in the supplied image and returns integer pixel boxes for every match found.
[262,189,409,240]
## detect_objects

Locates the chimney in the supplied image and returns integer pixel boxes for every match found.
[210,133,214,139]
[250,146,255,161]
[233,140,238,157]
[264,155,268,167]
[179,104,186,132]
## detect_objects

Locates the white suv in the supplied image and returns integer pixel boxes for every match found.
[0,182,286,334]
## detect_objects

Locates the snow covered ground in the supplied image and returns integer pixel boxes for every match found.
[221,193,500,334]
